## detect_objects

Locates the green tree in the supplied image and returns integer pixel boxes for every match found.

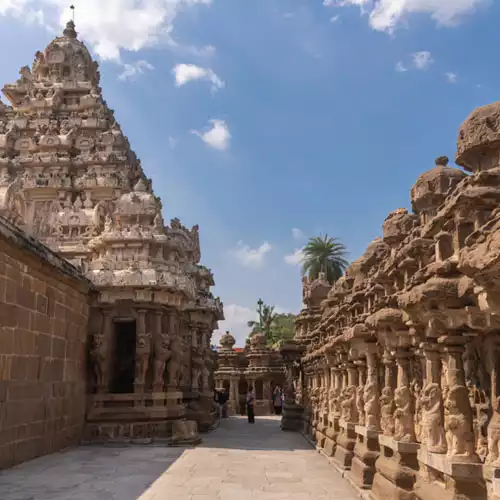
[247,299,296,346]
[247,302,278,341]
[301,234,348,284]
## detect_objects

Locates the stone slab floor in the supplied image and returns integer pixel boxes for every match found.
[0,416,357,500]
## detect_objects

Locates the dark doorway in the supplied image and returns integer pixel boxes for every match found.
[111,320,136,393]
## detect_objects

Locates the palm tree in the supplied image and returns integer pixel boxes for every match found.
[301,234,348,284]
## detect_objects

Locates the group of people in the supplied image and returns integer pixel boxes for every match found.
[214,385,284,424]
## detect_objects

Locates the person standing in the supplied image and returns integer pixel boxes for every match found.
[273,386,283,416]
[246,386,255,424]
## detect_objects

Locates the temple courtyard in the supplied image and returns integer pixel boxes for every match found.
[0,416,357,500]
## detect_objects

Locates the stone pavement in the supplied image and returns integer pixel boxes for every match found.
[0,416,357,500]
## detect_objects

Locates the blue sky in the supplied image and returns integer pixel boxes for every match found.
[0,0,499,345]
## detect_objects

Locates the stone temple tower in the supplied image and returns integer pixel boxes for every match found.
[0,21,224,442]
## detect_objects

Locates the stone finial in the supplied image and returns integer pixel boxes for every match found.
[435,156,449,167]
[63,20,77,39]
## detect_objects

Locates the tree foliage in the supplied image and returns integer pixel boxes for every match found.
[301,234,348,284]
[247,301,296,346]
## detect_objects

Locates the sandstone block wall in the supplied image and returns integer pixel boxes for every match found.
[0,217,91,469]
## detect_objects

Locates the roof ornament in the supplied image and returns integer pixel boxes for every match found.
[435,155,449,167]
[63,5,77,39]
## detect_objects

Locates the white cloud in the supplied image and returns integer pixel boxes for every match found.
[230,241,272,268]
[412,51,433,70]
[117,59,154,80]
[168,136,177,149]
[292,228,305,240]
[335,0,488,33]
[191,119,231,151]
[445,71,458,83]
[284,248,304,266]
[212,304,257,347]
[173,63,224,92]
[330,14,341,22]
[395,61,408,72]
[0,0,213,61]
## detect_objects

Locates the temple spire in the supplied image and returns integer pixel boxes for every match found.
[63,9,77,39]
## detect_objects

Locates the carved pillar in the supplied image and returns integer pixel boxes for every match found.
[393,346,415,442]
[153,310,168,393]
[420,342,446,453]
[380,350,396,436]
[342,362,358,423]
[365,348,380,431]
[355,360,366,426]
[134,309,151,394]
[93,309,113,393]
[332,367,342,417]
[166,310,182,390]
[441,336,480,462]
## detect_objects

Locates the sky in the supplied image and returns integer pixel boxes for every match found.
[0,0,499,346]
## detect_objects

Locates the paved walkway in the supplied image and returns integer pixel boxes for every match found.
[0,416,357,500]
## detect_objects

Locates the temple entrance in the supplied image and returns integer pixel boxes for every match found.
[111,320,136,394]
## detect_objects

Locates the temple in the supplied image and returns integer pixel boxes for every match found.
[0,20,223,466]
[214,331,285,415]
[281,102,500,500]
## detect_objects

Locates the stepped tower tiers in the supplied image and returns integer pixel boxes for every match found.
[0,21,224,442]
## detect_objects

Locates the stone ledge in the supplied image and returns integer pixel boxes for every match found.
[379,435,420,454]
[418,449,483,479]
[355,425,381,439]
[0,215,92,290]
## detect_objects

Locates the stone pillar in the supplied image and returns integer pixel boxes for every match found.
[334,360,359,471]
[365,348,380,431]
[355,360,366,426]
[93,310,113,394]
[441,337,480,463]
[134,309,151,395]
[349,347,381,490]
[153,310,168,393]
[419,342,446,453]
[263,379,271,411]
[393,346,415,442]
[380,351,396,437]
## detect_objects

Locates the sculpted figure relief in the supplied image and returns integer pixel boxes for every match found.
[341,386,358,423]
[135,331,152,389]
[393,386,415,442]
[90,331,107,392]
[487,397,500,467]
[356,385,365,426]
[153,333,171,391]
[166,337,184,389]
[420,383,446,453]
[364,378,379,430]
[444,385,477,460]
[380,387,395,436]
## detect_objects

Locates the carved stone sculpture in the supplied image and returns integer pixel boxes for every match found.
[394,386,415,442]
[380,387,395,436]
[443,385,477,460]
[341,386,358,423]
[487,396,500,467]
[356,385,365,426]
[135,331,152,390]
[420,383,446,453]
[364,379,379,430]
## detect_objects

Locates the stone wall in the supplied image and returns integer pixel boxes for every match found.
[0,217,92,469]
[286,100,500,500]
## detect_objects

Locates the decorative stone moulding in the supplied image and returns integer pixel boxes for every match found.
[289,109,500,500]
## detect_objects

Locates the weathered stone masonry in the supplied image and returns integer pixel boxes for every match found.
[282,100,500,500]
[0,216,92,469]
[0,19,223,463]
